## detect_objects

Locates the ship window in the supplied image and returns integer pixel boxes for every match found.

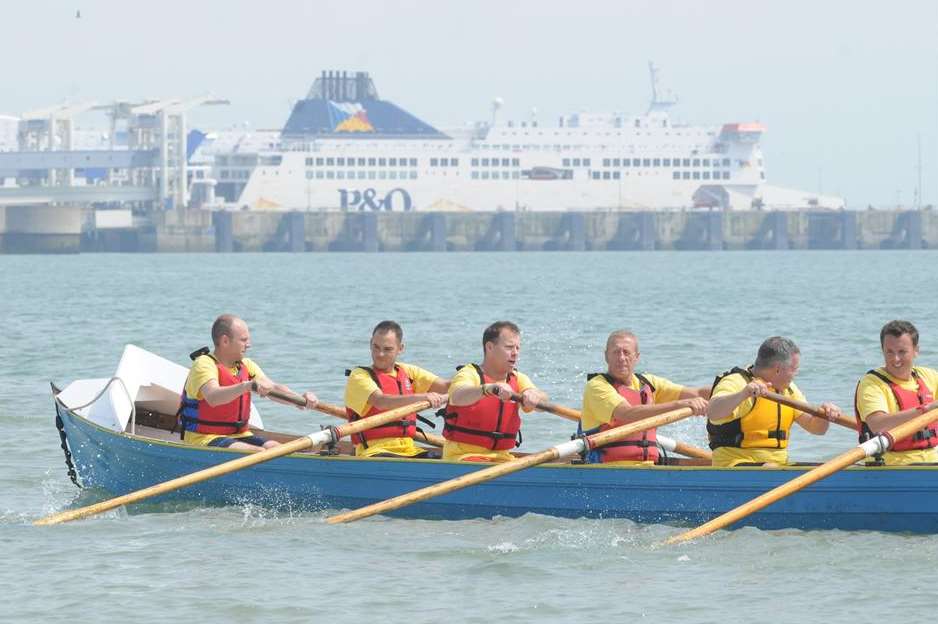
[673,171,680,180]
[375,158,384,166]
[584,158,591,167]
[409,171,417,179]
[326,158,335,166]
[472,171,479,179]
[221,171,230,179]
[368,158,376,166]
[760,172,765,180]
[316,171,324,179]
[572,158,580,167]
[663,159,671,167]
[389,158,397,166]
[389,171,397,179]
[368,171,376,179]
[703,171,711,180]
[693,172,701,180]
[603,158,610,167]
[305,158,313,166]
[337,158,345,166]
[316,158,324,166]
[641,159,649,167]
[482,171,490,179]
[614,158,621,167]
[563,158,571,166]
[379,171,387,179]
[472,158,479,166]
[613,171,620,180]
[683,159,691,167]
[703,159,710,166]
[653,158,661,167]
[512,171,520,179]
[452,158,459,166]
[682,172,691,180]
[358,171,366,179]
[723,158,731,167]
[409,158,418,167]
[693,159,701,167]
[442,158,450,167]
[723,172,730,180]
[355,158,363,166]
[430,158,438,167]
[482,158,490,166]
[327,171,335,179]
[603,171,611,180]
[337,171,345,179]
[304,171,312,179]
[592,172,600,180]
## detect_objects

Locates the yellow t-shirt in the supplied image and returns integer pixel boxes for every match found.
[344,362,439,458]
[443,364,536,462]
[709,372,806,467]
[855,366,938,465]
[183,354,263,446]
[579,372,685,466]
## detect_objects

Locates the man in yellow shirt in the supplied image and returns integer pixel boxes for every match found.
[707,336,842,467]
[344,320,449,458]
[179,314,318,451]
[855,320,938,465]
[580,330,709,465]
[442,321,547,462]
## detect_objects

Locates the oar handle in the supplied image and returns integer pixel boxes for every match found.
[266,388,445,447]
[508,392,580,421]
[510,392,711,459]
[763,391,858,431]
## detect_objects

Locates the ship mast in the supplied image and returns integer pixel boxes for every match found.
[647,61,678,114]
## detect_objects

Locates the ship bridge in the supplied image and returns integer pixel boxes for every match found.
[280,71,449,140]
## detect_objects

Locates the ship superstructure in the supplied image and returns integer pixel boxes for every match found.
[205,67,842,212]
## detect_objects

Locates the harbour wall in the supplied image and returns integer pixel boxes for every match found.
[1,207,937,253]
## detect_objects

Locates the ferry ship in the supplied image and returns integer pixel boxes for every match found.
[204,66,842,212]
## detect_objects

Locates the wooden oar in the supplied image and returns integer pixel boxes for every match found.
[268,389,446,448]
[510,392,712,461]
[763,391,858,431]
[663,403,938,545]
[34,398,435,526]
[326,405,695,525]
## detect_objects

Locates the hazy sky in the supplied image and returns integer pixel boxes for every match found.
[2,0,936,206]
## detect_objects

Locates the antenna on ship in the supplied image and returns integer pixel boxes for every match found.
[647,61,678,114]
[491,97,503,127]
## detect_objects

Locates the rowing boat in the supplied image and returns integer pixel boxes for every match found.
[50,345,938,532]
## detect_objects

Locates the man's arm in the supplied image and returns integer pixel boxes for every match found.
[707,380,769,422]
[199,378,253,407]
[610,394,707,425]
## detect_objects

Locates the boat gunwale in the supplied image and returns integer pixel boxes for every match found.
[54,393,938,474]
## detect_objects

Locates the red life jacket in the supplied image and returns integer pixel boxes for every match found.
[583,373,658,463]
[855,368,938,452]
[442,364,522,451]
[179,356,253,436]
[345,365,417,446]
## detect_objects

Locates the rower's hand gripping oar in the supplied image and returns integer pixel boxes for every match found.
[268,389,446,448]
[34,395,438,526]
[663,401,938,545]
[762,391,858,431]
[508,392,712,461]
[325,405,696,525]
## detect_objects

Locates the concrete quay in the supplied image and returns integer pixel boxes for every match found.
[0,207,936,253]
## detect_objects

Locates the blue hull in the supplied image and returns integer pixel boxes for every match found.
[55,401,938,532]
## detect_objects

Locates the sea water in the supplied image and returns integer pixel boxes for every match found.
[2,251,936,623]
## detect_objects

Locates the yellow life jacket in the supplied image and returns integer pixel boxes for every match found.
[707,367,798,450]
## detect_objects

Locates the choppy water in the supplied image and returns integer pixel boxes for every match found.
[3,250,937,623]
